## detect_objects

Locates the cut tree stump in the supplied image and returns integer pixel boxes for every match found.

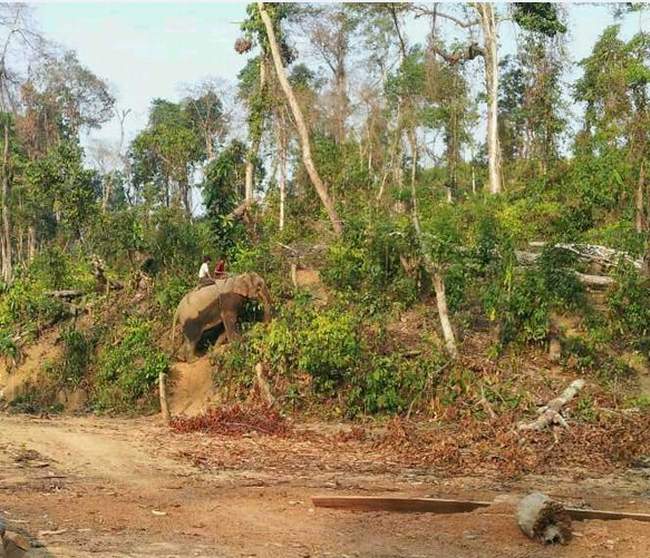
[517,492,572,544]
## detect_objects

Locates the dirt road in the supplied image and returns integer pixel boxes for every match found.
[1,413,649,557]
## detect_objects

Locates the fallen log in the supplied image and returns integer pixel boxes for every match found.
[517,492,572,544]
[518,379,585,431]
[528,242,643,271]
[311,495,650,523]
[46,289,83,299]
[515,251,614,288]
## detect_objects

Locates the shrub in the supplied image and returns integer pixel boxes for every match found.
[48,327,99,388]
[93,318,169,412]
[298,310,361,395]
[484,265,550,346]
[321,242,367,292]
[154,273,194,313]
[608,262,650,338]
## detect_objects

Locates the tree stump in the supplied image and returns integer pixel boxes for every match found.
[517,492,572,544]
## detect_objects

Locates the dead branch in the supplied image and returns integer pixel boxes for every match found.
[518,379,585,432]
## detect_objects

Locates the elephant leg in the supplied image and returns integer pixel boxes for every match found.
[185,338,198,362]
[222,310,242,343]
[214,331,229,347]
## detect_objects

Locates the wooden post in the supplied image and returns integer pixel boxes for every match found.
[255,363,276,408]
[159,372,170,424]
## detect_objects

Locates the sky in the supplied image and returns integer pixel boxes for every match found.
[31,1,648,159]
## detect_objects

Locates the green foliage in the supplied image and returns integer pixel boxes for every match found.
[512,3,567,36]
[561,335,633,384]
[0,328,19,363]
[202,140,250,258]
[485,267,550,346]
[0,279,65,329]
[24,141,100,239]
[297,310,361,395]
[94,318,169,412]
[154,274,194,314]
[48,327,99,389]
[608,262,650,338]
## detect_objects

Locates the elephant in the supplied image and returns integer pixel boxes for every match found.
[171,272,272,360]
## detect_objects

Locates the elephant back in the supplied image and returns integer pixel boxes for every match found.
[178,283,225,322]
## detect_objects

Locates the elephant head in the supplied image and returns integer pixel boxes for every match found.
[231,272,273,322]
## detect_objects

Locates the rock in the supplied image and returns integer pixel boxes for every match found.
[2,531,30,558]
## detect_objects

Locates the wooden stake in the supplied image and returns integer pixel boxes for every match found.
[159,372,170,424]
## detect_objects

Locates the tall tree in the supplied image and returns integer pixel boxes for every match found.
[297,4,359,145]
[257,1,343,237]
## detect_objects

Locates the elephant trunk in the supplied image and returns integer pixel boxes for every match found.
[259,285,273,323]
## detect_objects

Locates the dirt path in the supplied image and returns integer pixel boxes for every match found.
[1,414,649,557]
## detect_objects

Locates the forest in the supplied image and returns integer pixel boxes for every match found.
[0,2,649,556]
[0,1,648,453]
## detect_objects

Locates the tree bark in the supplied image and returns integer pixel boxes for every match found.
[636,160,645,234]
[407,129,458,359]
[1,119,12,283]
[475,3,502,195]
[258,2,343,237]
[276,113,287,231]
[245,57,266,205]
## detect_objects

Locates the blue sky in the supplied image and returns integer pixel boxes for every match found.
[32,2,647,153]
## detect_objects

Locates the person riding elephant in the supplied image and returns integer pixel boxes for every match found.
[171,272,272,360]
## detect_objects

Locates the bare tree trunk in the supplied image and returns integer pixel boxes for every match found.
[1,120,12,283]
[407,129,458,359]
[334,60,348,146]
[245,57,266,205]
[258,2,343,237]
[276,114,288,231]
[475,3,502,195]
[636,161,645,234]
[27,225,35,261]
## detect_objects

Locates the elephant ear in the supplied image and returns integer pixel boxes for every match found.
[231,273,254,298]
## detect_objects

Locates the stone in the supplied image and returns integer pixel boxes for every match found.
[2,531,30,558]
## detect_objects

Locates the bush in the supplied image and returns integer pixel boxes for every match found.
[608,262,650,338]
[0,279,66,329]
[484,265,550,346]
[298,310,361,395]
[93,318,169,412]
[48,327,99,388]
[154,273,194,313]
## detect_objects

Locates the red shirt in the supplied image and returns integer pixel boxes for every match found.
[214,260,225,277]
